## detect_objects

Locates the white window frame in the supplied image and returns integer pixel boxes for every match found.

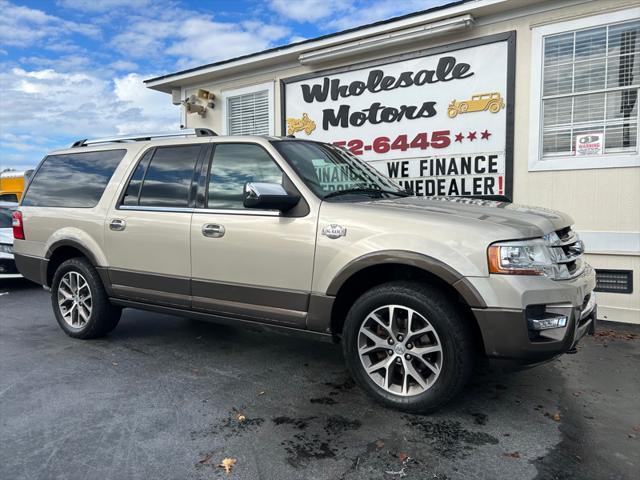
[220,81,275,136]
[529,8,640,171]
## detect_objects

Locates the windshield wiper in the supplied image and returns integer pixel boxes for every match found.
[323,187,409,199]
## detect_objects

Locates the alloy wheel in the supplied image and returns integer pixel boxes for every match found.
[57,271,93,329]
[357,304,443,396]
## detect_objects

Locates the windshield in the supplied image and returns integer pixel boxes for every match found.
[272,140,406,200]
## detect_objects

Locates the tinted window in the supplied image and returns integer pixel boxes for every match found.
[121,149,153,206]
[0,208,14,228]
[22,150,125,207]
[138,145,201,208]
[207,144,282,209]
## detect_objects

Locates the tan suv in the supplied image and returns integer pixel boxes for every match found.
[13,129,597,413]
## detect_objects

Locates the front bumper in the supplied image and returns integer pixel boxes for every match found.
[472,266,597,366]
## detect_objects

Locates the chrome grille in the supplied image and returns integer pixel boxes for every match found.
[548,227,585,279]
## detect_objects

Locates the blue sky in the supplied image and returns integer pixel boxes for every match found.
[0,0,449,171]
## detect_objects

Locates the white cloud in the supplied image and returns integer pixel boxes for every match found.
[0,0,100,48]
[289,35,308,43]
[110,14,290,68]
[269,0,347,22]
[57,0,152,11]
[328,1,446,30]
[269,0,448,30]
[110,60,139,71]
[0,68,178,169]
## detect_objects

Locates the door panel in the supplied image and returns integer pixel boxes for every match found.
[104,144,205,305]
[190,212,317,326]
[190,142,317,327]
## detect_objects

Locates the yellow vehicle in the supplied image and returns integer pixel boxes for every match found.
[0,170,32,202]
[448,92,505,118]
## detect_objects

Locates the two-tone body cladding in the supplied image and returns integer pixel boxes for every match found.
[12,131,597,413]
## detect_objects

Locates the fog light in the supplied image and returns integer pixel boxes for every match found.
[528,314,568,331]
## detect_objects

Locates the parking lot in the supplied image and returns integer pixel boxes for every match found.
[0,278,638,480]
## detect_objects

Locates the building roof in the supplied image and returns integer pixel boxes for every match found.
[144,0,470,86]
[144,0,551,92]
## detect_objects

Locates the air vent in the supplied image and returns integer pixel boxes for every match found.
[595,269,633,294]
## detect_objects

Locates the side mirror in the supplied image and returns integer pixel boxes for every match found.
[243,182,300,211]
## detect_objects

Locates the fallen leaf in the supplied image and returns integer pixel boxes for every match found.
[218,457,237,474]
[236,413,246,422]
[198,452,213,464]
[632,425,640,432]
[503,451,521,459]
[553,413,561,422]
[398,452,409,462]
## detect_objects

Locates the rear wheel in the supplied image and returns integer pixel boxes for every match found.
[342,281,474,413]
[51,257,121,339]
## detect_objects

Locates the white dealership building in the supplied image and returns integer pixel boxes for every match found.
[145,0,640,323]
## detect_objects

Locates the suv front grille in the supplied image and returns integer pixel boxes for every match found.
[548,227,585,279]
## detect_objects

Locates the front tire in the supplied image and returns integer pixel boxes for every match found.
[342,281,474,413]
[51,257,121,339]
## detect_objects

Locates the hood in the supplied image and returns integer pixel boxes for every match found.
[0,228,13,245]
[360,196,572,238]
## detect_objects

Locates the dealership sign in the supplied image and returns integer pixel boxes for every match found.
[283,33,515,200]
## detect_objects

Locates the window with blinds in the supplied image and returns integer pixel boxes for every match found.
[227,90,270,136]
[541,19,639,157]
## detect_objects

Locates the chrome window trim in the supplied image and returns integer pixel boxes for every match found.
[118,205,281,216]
[195,208,281,217]
[119,205,194,213]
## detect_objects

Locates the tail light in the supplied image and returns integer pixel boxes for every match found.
[12,211,25,240]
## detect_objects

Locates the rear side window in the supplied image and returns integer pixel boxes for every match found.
[127,145,202,208]
[121,149,154,206]
[22,150,125,208]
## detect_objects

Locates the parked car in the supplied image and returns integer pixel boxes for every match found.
[12,129,596,413]
[0,201,21,278]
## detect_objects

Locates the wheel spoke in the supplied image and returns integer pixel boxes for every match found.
[405,360,428,389]
[360,328,388,348]
[366,356,393,374]
[406,310,414,336]
[413,354,441,375]
[368,312,391,335]
[409,325,434,338]
[412,344,442,356]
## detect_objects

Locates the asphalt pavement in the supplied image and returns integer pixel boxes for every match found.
[1,278,638,480]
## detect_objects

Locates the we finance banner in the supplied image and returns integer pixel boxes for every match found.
[282,33,515,200]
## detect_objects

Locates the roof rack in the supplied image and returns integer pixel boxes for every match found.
[70,128,217,148]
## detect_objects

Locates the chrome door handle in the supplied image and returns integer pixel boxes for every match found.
[109,219,126,231]
[202,223,225,238]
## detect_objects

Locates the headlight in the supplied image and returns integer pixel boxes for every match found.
[0,243,13,254]
[488,239,556,276]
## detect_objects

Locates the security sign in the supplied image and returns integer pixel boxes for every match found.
[282,33,515,200]
[575,133,604,156]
